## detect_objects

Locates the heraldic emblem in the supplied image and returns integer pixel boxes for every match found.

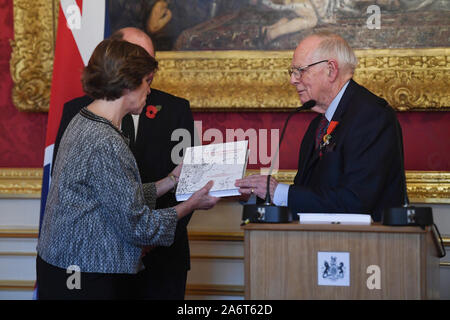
[321,256,345,281]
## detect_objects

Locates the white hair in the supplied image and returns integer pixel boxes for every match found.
[311,31,358,75]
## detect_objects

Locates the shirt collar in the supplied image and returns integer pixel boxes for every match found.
[324,80,350,122]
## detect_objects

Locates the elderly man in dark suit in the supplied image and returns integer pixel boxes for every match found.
[53,27,195,299]
[236,31,405,222]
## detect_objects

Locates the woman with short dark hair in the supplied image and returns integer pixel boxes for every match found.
[36,39,219,300]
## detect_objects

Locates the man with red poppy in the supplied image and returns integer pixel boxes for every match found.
[236,31,405,222]
[53,27,195,299]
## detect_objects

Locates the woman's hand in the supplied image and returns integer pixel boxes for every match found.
[174,181,220,219]
[170,163,182,179]
[187,180,219,210]
[155,164,181,198]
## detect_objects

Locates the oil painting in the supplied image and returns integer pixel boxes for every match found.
[109,0,450,51]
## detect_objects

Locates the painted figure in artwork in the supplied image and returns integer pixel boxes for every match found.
[259,0,438,44]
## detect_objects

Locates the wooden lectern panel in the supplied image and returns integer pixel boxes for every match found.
[243,223,439,300]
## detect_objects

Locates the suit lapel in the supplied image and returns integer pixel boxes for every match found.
[135,90,158,147]
[303,139,321,178]
[295,115,321,185]
[330,79,358,123]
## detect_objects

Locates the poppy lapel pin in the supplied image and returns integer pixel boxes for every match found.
[145,105,162,119]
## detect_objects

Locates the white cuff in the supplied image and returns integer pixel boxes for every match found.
[273,183,290,206]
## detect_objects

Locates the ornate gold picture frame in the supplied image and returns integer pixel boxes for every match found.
[10,0,450,112]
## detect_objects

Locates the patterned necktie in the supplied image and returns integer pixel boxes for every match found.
[315,116,329,149]
[121,114,135,148]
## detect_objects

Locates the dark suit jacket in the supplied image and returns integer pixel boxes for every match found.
[288,80,405,222]
[53,89,195,272]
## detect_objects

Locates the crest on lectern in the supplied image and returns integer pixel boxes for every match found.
[318,252,350,287]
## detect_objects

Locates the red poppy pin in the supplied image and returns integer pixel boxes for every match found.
[145,105,162,119]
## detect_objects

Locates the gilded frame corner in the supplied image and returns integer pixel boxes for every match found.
[11,0,450,112]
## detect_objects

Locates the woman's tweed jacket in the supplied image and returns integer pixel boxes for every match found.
[37,108,178,274]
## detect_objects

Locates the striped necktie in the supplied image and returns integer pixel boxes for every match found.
[315,116,329,149]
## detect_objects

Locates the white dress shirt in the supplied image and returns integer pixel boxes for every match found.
[131,114,139,140]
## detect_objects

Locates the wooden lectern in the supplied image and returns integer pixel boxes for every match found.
[242,222,440,299]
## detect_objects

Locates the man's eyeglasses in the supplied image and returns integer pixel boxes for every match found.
[288,60,329,79]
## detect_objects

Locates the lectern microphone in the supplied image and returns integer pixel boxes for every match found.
[242,100,316,223]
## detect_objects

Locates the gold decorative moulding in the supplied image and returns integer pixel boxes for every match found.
[0,168,43,198]
[247,169,450,204]
[10,0,450,112]
[10,0,58,113]
[1,168,448,204]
